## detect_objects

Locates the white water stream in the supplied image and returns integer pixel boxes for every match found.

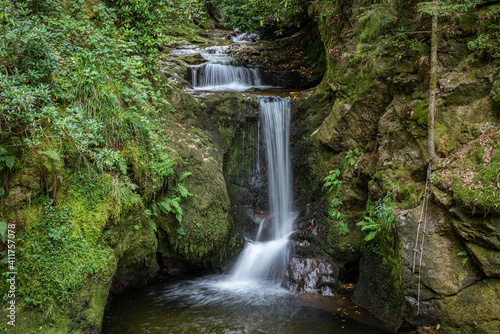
[186,44,273,91]
[230,97,295,283]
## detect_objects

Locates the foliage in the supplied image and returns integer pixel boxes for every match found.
[109,0,207,58]
[467,5,500,59]
[16,204,109,307]
[403,183,422,209]
[341,148,364,171]
[217,0,306,34]
[457,250,471,271]
[323,168,341,196]
[0,0,202,321]
[357,0,397,42]
[357,192,396,241]
[417,0,485,16]
[0,0,182,205]
[323,169,348,235]
[0,147,15,171]
[157,172,193,238]
[391,27,423,61]
[0,221,6,243]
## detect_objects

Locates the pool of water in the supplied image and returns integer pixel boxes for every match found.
[102,275,391,334]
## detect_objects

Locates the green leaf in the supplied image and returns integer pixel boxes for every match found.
[38,150,61,162]
[5,156,14,169]
[178,171,192,182]
[177,185,192,199]
[0,221,7,243]
[365,230,378,241]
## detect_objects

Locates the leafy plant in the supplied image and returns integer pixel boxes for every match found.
[218,0,306,33]
[458,251,471,271]
[391,27,422,61]
[0,147,15,171]
[404,183,422,209]
[357,192,396,241]
[323,169,341,195]
[157,172,193,237]
[324,169,349,235]
[0,221,7,243]
[341,148,364,172]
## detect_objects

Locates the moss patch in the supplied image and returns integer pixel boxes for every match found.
[434,127,500,215]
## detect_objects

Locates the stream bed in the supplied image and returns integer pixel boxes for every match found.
[102,275,391,334]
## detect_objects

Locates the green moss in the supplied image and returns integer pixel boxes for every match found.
[435,279,500,334]
[439,130,500,214]
[458,10,478,34]
[352,232,404,325]
[412,100,428,126]
[16,205,110,308]
[466,145,485,165]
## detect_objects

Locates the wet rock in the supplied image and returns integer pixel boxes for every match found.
[397,206,482,299]
[283,258,339,296]
[111,263,159,294]
[352,232,404,329]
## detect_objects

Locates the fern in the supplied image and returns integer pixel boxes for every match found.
[357,192,396,241]
[178,171,192,182]
[323,169,342,195]
[158,197,183,223]
[176,185,192,199]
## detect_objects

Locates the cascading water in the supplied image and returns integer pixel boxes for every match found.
[230,97,294,283]
[191,62,262,91]
[187,44,272,91]
[104,40,392,334]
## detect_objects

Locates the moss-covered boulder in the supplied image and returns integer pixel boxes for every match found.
[352,233,404,329]
[434,279,500,334]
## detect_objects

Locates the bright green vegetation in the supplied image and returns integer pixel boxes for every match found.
[0,0,231,331]
[357,192,396,242]
[323,149,364,237]
[18,204,109,307]
[432,129,500,215]
[218,0,307,33]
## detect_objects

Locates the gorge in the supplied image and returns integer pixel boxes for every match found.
[1,1,499,333]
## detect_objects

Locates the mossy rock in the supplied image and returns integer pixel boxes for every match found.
[156,126,232,262]
[352,233,404,328]
[397,206,482,302]
[434,127,500,215]
[434,279,500,334]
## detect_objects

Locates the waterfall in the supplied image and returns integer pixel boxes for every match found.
[191,63,262,91]
[230,97,294,283]
[186,45,272,92]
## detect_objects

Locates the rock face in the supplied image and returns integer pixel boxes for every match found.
[283,258,339,296]
[291,0,500,332]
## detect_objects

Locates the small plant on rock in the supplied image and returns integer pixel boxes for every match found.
[357,192,396,241]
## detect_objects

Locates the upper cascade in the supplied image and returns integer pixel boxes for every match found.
[183,45,273,92]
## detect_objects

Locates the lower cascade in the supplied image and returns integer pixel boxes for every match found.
[230,97,295,283]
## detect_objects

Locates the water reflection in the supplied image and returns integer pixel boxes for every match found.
[103,275,390,334]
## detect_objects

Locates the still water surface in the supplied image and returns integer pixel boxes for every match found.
[103,275,390,334]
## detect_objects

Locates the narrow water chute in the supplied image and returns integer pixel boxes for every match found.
[230,97,294,283]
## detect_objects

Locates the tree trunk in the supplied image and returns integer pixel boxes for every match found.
[427,13,438,162]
